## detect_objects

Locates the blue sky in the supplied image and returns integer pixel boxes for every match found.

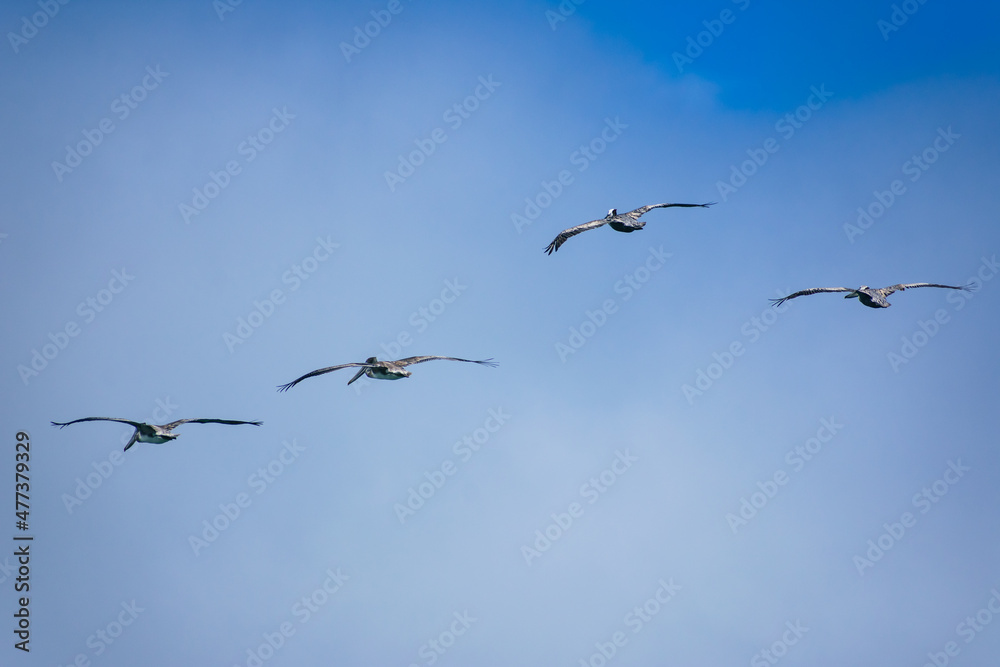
[2,1,999,665]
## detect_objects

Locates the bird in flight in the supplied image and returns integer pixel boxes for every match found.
[278,355,498,392]
[51,417,262,451]
[770,283,975,309]
[544,202,714,254]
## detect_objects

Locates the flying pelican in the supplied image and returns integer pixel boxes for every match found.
[50,417,262,451]
[544,202,714,254]
[277,355,498,392]
[770,283,975,309]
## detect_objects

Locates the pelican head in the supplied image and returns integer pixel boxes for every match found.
[607,208,617,218]
[844,286,867,299]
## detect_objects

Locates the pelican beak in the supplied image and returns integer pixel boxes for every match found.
[845,292,859,299]
[123,431,139,452]
[347,367,368,385]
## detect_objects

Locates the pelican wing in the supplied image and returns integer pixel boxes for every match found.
[277,363,372,392]
[544,218,610,254]
[394,356,499,368]
[162,418,263,430]
[621,202,715,220]
[51,417,145,429]
[769,287,852,307]
[877,282,974,297]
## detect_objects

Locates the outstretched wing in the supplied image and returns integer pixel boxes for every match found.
[51,417,144,429]
[621,202,715,220]
[162,418,263,430]
[277,363,372,392]
[769,287,852,307]
[544,218,610,254]
[877,282,975,297]
[394,356,499,368]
